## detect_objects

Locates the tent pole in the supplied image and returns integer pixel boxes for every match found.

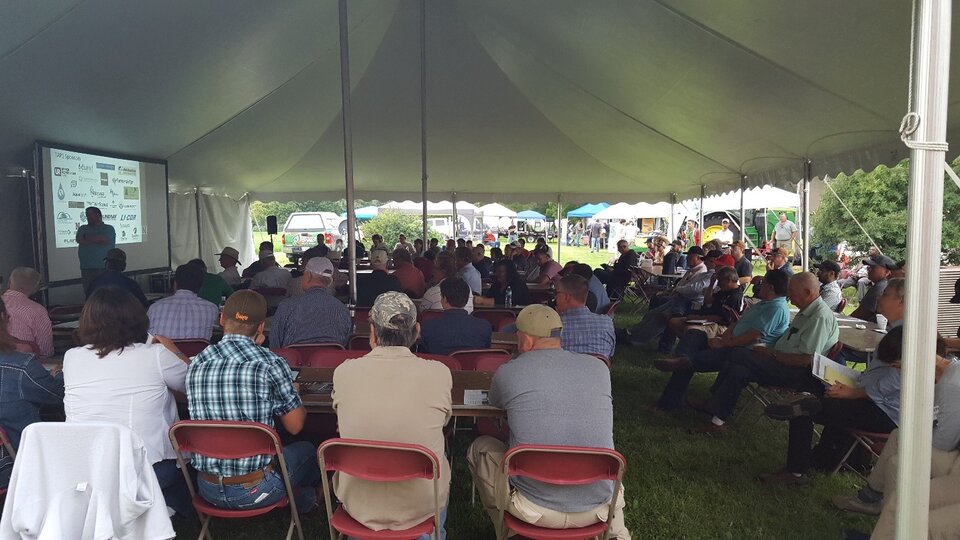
[698,185,705,246]
[670,192,676,241]
[556,194,562,262]
[739,175,746,247]
[194,189,202,261]
[451,193,458,241]
[419,0,428,248]
[802,160,812,271]
[337,0,358,306]
[898,0,951,537]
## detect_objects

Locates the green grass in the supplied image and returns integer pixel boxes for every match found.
[172,301,878,539]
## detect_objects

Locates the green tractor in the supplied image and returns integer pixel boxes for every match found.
[700,207,797,254]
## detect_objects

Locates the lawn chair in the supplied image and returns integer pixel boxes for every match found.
[318,438,442,540]
[831,429,891,481]
[451,349,511,371]
[498,445,626,540]
[271,347,303,368]
[472,310,518,331]
[169,420,304,540]
[171,339,210,357]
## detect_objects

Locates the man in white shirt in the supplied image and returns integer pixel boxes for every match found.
[215,247,242,286]
[815,260,843,312]
[147,264,219,340]
[393,234,416,256]
[249,251,292,290]
[715,219,734,245]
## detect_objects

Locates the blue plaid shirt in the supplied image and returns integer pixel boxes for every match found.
[147,289,219,340]
[185,334,301,476]
[560,306,616,358]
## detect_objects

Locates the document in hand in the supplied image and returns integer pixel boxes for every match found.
[812,353,862,388]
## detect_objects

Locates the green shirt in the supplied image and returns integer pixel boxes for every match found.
[775,297,839,356]
[198,273,233,306]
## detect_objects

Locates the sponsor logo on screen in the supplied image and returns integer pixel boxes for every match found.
[100,172,108,180]
[57,183,65,200]
[90,187,106,197]
[119,201,137,209]
[120,230,127,239]
[71,191,85,198]
[68,201,85,209]
[78,163,94,173]
[96,162,115,171]
[117,166,137,176]
[111,178,135,185]
[70,179,78,188]
[102,213,117,220]
[56,211,71,222]
[123,187,139,199]
[109,189,120,197]
[120,214,137,221]
[53,167,76,177]
[100,180,109,186]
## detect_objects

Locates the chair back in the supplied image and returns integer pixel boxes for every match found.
[472,310,517,331]
[352,307,371,327]
[504,444,626,486]
[48,305,83,318]
[252,287,287,298]
[602,300,620,317]
[172,339,210,357]
[169,420,282,461]
[271,347,303,368]
[348,335,372,351]
[418,309,445,325]
[415,353,461,371]
[451,349,511,371]
[589,353,611,367]
[304,349,365,369]
[826,341,844,360]
[288,342,345,358]
[836,297,848,313]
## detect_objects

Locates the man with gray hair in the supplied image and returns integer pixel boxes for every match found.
[332,292,452,536]
[271,257,351,348]
[2,267,53,358]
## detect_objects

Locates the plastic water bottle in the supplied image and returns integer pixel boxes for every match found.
[505,286,513,308]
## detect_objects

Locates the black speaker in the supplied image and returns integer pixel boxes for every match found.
[266,215,278,235]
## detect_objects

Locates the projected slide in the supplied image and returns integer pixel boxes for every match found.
[48,148,144,248]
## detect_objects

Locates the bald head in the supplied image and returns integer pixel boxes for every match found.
[788,272,821,310]
[8,267,41,295]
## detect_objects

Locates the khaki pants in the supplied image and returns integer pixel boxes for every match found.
[466,436,631,539]
[867,430,960,539]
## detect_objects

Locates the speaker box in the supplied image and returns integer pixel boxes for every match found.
[266,215,278,235]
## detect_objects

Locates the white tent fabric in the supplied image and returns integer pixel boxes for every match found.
[683,186,801,213]
[168,192,256,271]
[592,203,637,221]
[477,202,517,218]
[3,1,960,203]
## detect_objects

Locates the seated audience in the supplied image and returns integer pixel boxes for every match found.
[475,259,530,308]
[188,258,233,306]
[534,237,553,258]
[414,249,436,283]
[662,240,683,276]
[429,237,441,255]
[413,238,425,257]
[249,251,293,291]
[690,272,838,434]
[87,248,149,306]
[422,252,474,313]
[299,241,330,268]
[768,247,793,276]
[148,263,219,341]
[532,249,563,285]
[467,305,631,538]
[2,267,54,357]
[215,246,242,286]
[594,240,639,296]
[654,270,790,410]
[0,299,64,488]
[420,278,492,355]
[187,290,320,514]
[393,233,416,256]
[64,287,193,518]
[815,260,843,311]
[849,255,896,323]
[392,248,426,298]
[472,245,493,279]
[241,241,276,280]
[455,247,482,294]
[730,241,753,286]
[332,292,452,535]
[369,234,389,257]
[489,247,503,263]
[555,275,615,359]
[356,250,402,307]
[659,266,743,353]
[272,257,351,348]
[570,262,610,314]
[838,246,882,300]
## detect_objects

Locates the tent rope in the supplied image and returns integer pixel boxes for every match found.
[900,0,948,154]
[822,176,882,254]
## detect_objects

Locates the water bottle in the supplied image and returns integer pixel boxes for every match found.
[505,286,513,308]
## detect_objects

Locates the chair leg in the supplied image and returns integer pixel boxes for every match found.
[197,515,213,540]
[831,439,860,476]
[287,508,305,540]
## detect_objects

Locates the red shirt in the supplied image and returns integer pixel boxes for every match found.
[392,262,426,298]
[2,290,54,358]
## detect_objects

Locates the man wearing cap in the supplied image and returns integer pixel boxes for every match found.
[241,241,276,280]
[768,247,793,276]
[271,257,352,348]
[332,292,453,535]
[816,260,843,312]
[215,247,242,287]
[594,240,640,296]
[356,250,403,307]
[850,255,897,323]
[76,206,116,294]
[663,240,683,275]
[555,275,616,359]
[420,277,492,355]
[86,248,148,306]
[186,290,321,514]
[148,263,219,341]
[467,304,631,538]
[716,218,734,245]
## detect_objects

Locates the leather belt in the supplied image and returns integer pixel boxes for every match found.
[199,464,273,486]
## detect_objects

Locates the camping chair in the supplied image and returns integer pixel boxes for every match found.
[416,353,462,372]
[318,438,442,540]
[171,339,210,357]
[168,420,304,540]
[831,429,892,481]
[451,349,511,371]
[271,347,303,368]
[287,342,345,357]
[472,310,518,331]
[498,445,627,540]
[303,349,364,369]
[418,309,445,325]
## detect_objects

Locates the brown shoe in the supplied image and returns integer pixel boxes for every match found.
[757,470,811,486]
[832,494,881,515]
[654,357,693,372]
[688,423,727,435]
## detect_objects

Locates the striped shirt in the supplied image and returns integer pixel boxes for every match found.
[147,290,219,340]
[186,334,301,476]
[271,286,352,347]
[1,290,54,358]
[560,306,616,359]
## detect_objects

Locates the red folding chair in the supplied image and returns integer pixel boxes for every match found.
[304,349,365,369]
[353,307,371,327]
[589,353,611,368]
[48,305,84,319]
[0,426,15,498]
[416,353,461,371]
[318,438,442,540]
[499,445,627,540]
[172,339,210,357]
[472,310,517,331]
[271,347,303,368]
[287,342,345,358]
[348,335,372,351]
[418,309,445,325]
[835,297,848,314]
[168,420,304,540]
[831,429,892,480]
[451,349,511,371]
[602,300,620,318]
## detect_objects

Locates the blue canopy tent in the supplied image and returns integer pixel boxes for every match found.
[516,210,546,220]
[341,206,379,220]
[567,203,610,218]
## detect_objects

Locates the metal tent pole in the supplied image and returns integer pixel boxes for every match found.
[698,185,705,246]
[338,0,358,306]
[451,193,458,241]
[419,0,428,248]
[556,194,562,262]
[670,192,676,240]
[802,160,812,271]
[739,175,746,246]
[897,0,951,537]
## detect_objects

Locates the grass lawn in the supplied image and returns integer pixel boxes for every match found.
[172,299,877,539]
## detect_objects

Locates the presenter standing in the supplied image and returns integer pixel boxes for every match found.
[76,206,116,294]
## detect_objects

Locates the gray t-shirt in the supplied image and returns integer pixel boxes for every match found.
[488,348,615,512]
[933,360,960,452]
[859,278,889,313]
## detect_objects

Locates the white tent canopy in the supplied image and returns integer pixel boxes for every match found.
[478,202,517,218]
[682,186,801,214]
[3,1,960,203]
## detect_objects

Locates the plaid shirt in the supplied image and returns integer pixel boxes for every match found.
[147,290,219,340]
[560,306,616,358]
[1,290,54,357]
[186,334,301,477]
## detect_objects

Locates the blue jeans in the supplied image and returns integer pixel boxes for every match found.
[348,506,447,540]
[197,441,321,513]
[154,459,196,519]
[656,346,732,410]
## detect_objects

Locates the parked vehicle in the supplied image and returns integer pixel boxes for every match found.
[281,212,342,259]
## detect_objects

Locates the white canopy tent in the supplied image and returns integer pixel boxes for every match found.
[477,202,517,218]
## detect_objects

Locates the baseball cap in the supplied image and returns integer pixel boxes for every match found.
[258,250,275,261]
[370,250,389,266]
[104,248,126,262]
[215,246,240,263]
[305,256,334,276]
[950,277,960,304]
[222,289,267,325]
[515,304,563,338]
[686,246,705,257]
[815,260,842,274]
[864,255,897,270]
[704,249,723,260]
[370,292,418,330]
[715,254,736,268]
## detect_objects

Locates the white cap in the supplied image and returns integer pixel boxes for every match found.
[305,256,334,276]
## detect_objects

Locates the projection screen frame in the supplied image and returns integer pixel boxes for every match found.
[33,140,171,288]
